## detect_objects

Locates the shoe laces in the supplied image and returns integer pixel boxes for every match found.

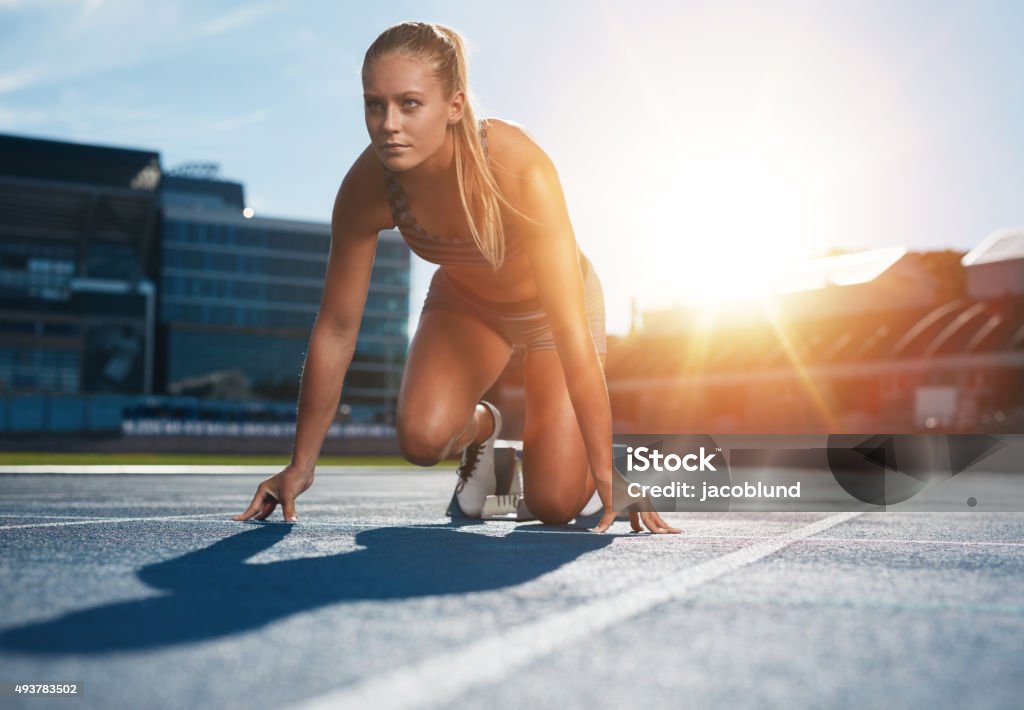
[455,441,485,491]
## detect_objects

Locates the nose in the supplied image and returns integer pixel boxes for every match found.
[382,104,400,134]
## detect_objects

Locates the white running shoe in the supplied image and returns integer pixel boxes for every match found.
[580,488,603,516]
[454,401,502,517]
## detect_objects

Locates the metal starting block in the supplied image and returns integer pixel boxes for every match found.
[446,441,536,521]
[480,493,535,521]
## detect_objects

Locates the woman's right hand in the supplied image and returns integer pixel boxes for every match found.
[232,463,315,523]
[590,466,682,535]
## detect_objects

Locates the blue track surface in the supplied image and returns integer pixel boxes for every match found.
[1,469,1022,709]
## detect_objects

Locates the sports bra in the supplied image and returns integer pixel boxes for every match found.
[382,121,528,266]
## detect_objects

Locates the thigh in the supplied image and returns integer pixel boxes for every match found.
[521,349,607,523]
[514,260,606,353]
[397,308,513,442]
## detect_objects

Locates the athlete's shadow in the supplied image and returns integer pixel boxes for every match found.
[0,520,612,655]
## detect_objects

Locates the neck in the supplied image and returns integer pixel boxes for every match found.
[404,127,457,188]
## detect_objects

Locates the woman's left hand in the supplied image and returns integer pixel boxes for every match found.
[590,467,682,534]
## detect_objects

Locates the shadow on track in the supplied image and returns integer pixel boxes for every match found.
[0,520,612,654]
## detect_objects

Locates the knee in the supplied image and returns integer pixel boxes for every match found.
[396,417,451,467]
[527,493,580,526]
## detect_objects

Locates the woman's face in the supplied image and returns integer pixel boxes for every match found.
[363,54,462,172]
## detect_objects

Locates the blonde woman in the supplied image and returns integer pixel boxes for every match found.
[234,22,680,534]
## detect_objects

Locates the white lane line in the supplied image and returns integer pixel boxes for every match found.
[0,514,107,520]
[290,511,863,710]
[0,465,407,474]
[513,530,1024,546]
[0,512,232,530]
[776,535,1024,547]
[626,532,1024,548]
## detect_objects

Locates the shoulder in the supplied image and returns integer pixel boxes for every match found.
[332,145,394,235]
[481,118,559,194]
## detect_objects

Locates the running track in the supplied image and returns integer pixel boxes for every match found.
[1,467,1022,709]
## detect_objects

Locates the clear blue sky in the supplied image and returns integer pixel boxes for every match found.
[2,0,1022,334]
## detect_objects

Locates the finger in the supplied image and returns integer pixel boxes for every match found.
[590,509,616,533]
[282,497,298,523]
[254,498,277,521]
[646,510,681,533]
[629,509,642,533]
[253,487,281,521]
[232,490,265,521]
[641,512,672,534]
[652,513,682,534]
[254,500,275,521]
[643,510,675,532]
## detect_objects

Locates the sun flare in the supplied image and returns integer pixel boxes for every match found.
[584,4,889,319]
[647,146,832,308]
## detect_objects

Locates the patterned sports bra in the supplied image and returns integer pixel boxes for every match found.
[381,122,528,266]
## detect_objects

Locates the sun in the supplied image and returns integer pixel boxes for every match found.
[643,144,833,309]
[582,3,878,318]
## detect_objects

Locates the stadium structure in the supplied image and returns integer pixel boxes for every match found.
[493,230,1024,436]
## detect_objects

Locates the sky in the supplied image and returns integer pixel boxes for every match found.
[1,0,1022,334]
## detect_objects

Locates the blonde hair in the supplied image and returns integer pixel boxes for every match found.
[363,22,512,269]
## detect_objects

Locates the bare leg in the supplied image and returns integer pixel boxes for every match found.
[449,402,496,455]
[522,349,607,525]
[396,310,512,466]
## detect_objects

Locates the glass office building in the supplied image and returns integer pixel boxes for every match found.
[1,134,410,426]
[160,175,410,423]
[0,134,159,395]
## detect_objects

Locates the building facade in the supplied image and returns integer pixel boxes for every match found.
[0,133,411,428]
[160,174,409,422]
[0,134,159,396]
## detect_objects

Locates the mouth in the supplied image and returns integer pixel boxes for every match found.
[383,143,409,150]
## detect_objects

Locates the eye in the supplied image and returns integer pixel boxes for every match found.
[364,100,382,110]
[402,99,420,108]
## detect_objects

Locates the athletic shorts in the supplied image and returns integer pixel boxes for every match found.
[420,256,607,354]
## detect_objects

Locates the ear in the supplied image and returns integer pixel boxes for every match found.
[447,90,466,124]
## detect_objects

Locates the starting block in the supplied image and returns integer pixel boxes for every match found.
[446,440,536,521]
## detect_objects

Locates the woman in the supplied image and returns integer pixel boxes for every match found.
[234,22,680,534]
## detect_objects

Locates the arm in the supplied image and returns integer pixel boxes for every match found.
[508,134,679,534]
[234,154,384,522]
[288,176,381,472]
[511,147,612,504]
